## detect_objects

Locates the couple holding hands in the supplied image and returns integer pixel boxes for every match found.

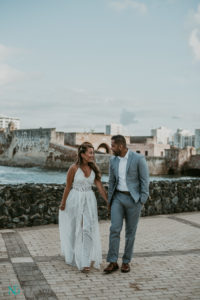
[59,135,149,274]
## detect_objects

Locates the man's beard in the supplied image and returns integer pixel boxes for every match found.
[113,150,121,156]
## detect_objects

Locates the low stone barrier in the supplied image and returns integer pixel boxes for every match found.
[0,180,199,228]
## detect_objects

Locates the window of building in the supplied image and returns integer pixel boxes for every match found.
[136,150,140,153]
[145,151,148,156]
[161,151,163,157]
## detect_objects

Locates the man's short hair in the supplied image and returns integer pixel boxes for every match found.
[111,135,126,147]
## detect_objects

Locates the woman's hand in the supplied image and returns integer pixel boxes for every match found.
[59,164,78,211]
[59,201,66,210]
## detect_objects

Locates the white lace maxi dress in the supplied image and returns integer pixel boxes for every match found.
[59,168,102,270]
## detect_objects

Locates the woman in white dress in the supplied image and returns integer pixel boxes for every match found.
[59,142,108,273]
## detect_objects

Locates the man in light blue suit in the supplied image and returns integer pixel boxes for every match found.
[104,135,149,274]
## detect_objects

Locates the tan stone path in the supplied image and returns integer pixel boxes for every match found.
[0,212,200,299]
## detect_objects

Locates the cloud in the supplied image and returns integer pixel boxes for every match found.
[0,63,25,86]
[171,115,181,120]
[0,46,43,86]
[109,0,147,14]
[0,44,25,86]
[0,44,19,62]
[104,96,115,104]
[0,44,26,62]
[0,44,12,61]
[188,4,200,61]
[194,3,200,25]
[189,28,200,61]
[120,109,138,125]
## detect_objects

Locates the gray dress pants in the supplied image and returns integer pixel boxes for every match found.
[107,191,142,264]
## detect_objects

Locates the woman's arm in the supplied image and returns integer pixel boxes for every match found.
[59,164,78,210]
[94,179,108,204]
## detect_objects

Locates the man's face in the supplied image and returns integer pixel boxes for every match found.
[111,140,122,156]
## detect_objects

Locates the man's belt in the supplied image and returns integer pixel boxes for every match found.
[116,190,131,196]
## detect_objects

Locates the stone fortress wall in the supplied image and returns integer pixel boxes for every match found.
[0,127,111,173]
[0,128,67,167]
[0,126,199,175]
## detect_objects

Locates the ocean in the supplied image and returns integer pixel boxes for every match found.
[0,165,198,185]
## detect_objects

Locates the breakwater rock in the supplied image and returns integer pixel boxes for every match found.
[0,180,200,228]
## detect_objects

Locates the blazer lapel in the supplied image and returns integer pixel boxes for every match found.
[126,151,133,174]
[115,156,120,178]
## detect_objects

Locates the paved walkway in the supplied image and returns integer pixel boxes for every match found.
[0,212,200,300]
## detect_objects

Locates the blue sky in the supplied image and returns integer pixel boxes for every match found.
[0,0,200,135]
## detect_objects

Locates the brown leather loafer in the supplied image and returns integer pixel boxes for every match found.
[103,262,119,274]
[121,263,130,273]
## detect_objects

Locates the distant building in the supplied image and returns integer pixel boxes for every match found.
[128,136,170,157]
[151,126,171,144]
[173,129,195,149]
[64,132,130,153]
[0,114,20,130]
[195,129,200,149]
[105,123,125,135]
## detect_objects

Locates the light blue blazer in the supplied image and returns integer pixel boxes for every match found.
[108,150,149,205]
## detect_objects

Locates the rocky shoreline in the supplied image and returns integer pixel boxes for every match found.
[0,180,200,228]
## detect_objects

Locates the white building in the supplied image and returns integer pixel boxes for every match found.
[106,123,126,135]
[195,129,200,149]
[151,126,171,144]
[173,129,195,149]
[0,114,20,130]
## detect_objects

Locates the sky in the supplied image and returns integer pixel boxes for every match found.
[0,0,200,135]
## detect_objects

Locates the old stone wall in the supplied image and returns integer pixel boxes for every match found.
[188,155,200,169]
[45,143,110,173]
[51,131,65,145]
[0,129,111,172]
[0,180,199,228]
[64,133,76,146]
[0,131,13,156]
[0,129,53,167]
[127,143,170,157]
[182,155,200,176]
[146,157,168,175]
[95,154,110,174]
[1,128,200,175]
[46,143,77,169]
[0,132,8,145]
[165,147,197,174]
[0,128,71,168]
[75,133,112,152]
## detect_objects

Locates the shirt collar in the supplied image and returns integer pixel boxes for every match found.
[118,149,129,160]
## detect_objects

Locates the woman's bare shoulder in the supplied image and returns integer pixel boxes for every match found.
[66,164,79,184]
[68,164,78,174]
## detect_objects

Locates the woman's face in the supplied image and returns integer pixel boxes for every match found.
[81,147,94,163]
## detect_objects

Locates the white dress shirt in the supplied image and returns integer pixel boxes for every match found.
[116,149,129,191]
